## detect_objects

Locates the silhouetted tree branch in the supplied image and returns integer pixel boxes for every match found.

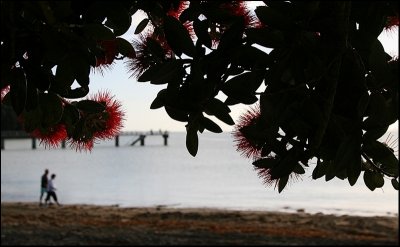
[1,1,398,191]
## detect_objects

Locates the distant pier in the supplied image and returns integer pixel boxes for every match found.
[1,130,169,150]
[117,130,169,147]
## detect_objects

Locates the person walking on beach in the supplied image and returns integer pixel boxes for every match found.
[45,174,61,206]
[39,169,49,206]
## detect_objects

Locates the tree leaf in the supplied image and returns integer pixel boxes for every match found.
[73,54,91,88]
[193,19,212,48]
[222,72,263,105]
[363,170,384,191]
[368,39,390,86]
[60,86,89,99]
[363,92,390,128]
[200,116,222,133]
[312,161,326,179]
[293,163,305,174]
[253,158,278,169]
[363,141,399,177]
[363,170,377,191]
[270,150,298,179]
[38,92,63,126]
[135,18,149,34]
[363,125,389,142]
[165,106,189,122]
[82,24,115,40]
[278,175,289,193]
[335,137,361,186]
[374,173,384,188]
[204,98,234,125]
[105,6,132,36]
[62,104,80,136]
[116,38,135,58]
[255,6,293,30]
[137,65,162,82]
[245,28,285,48]
[150,89,167,109]
[325,160,336,182]
[232,45,271,70]
[55,56,76,89]
[391,178,399,190]
[288,118,311,140]
[164,16,196,57]
[217,17,244,53]
[186,125,198,156]
[75,100,105,113]
[150,60,184,85]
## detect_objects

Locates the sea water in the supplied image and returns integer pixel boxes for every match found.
[1,131,398,216]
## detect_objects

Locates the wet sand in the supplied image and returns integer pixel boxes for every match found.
[1,202,398,245]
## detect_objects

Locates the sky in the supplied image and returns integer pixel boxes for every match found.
[86,6,399,133]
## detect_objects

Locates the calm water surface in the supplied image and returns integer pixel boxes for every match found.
[1,132,398,216]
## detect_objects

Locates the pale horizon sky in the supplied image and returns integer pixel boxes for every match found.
[87,6,399,133]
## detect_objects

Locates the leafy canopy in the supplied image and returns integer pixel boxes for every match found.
[1,1,398,192]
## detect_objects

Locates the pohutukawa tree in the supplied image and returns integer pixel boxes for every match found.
[1,1,398,192]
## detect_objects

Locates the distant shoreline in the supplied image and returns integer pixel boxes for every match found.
[2,202,398,245]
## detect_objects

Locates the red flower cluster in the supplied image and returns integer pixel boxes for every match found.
[233,104,303,191]
[31,124,68,149]
[88,91,125,140]
[127,31,172,78]
[69,91,125,152]
[385,15,399,31]
[167,1,189,19]
[26,91,124,152]
[232,104,262,159]
[95,40,118,74]
[255,166,302,190]
[219,1,256,27]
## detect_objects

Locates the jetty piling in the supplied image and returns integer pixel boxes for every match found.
[1,130,169,150]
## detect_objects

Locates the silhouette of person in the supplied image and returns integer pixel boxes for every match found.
[45,174,61,206]
[39,169,49,206]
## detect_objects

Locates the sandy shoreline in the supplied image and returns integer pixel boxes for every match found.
[1,202,398,245]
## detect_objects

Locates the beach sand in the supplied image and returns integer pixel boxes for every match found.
[1,202,398,245]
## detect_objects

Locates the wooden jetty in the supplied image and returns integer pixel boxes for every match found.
[1,130,169,150]
[117,130,169,147]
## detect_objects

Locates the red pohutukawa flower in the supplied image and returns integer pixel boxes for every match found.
[98,40,118,65]
[385,15,399,32]
[208,1,256,48]
[67,91,124,152]
[31,124,68,149]
[127,31,172,78]
[254,166,274,186]
[88,90,125,140]
[95,40,118,74]
[68,138,95,152]
[167,1,189,19]
[232,104,262,159]
[255,165,302,190]
[220,1,256,27]
[166,2,195,39]
[183,21,196,39]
